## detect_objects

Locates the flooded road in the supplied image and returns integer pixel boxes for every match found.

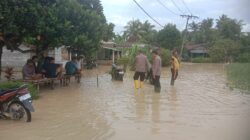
[1,63,250,140]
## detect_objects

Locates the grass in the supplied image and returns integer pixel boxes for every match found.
[0,81,38,99]
[226,63,250,91]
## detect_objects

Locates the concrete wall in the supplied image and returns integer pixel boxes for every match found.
[2,45,32,71]
[1,46,70,71]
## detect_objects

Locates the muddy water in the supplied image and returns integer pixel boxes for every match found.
[1,63,250,140]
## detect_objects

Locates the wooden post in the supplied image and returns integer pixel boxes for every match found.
[97,74,99,87]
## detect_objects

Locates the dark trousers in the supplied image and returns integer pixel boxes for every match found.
[171,68,178,85]
[134,72,145,81]
[154,75,161,92]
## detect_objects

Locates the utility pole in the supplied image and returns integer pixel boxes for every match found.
[180,14,199,59]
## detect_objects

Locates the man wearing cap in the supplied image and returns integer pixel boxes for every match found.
[152,50,162,92]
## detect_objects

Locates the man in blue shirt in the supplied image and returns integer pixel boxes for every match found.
[45,57,63,78]
[65,57,78,75]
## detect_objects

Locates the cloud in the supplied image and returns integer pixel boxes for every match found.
[101,0,250,33]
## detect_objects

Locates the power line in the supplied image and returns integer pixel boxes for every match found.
[180,14,199,58]
[180,0,193,15]
[169,0,185,14]
[132,0,164,28]
[156,0,179,16]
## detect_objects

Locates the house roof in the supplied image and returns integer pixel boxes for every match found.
[184,43,207,50]
[184,43,208,54]
[101,41,121,51]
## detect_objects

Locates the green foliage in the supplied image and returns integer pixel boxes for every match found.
[157,24,181,50]
[116,57,129,65]
[114,34,126,44]
[102,23,115,41]
[124,19,144,42]
[56,0,106,57]
[125,45,152,70]
[187,18,217,44]
[236,52,250,63]
[0,81,38,99]
[191,57,212,63]
[226,63,250,91]
[116,57,129,71]
[209,39,241,62]
[127,45,140,70]
[216,15,243,40]
[123,20,157,44]
[0,0,108,57]
[160,48,171,66]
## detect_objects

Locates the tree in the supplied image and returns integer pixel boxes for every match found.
[114,34,126,44]
[187,18,216,44]
[216,15,243,40]
[56,0,106,59]
[157,24,181,50]
[0,0,107,75]
[209,39,241,62]
[124,19,143,42]
[103,23,115,41]
[0,0,58,77]
[141,20,157,44]
[123,20,157,44]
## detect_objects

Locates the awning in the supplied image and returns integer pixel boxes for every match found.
[102,46,121,51]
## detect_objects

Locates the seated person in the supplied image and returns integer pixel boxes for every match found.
[65,57,80,75]
[22,59,42,80]
[44,57,63,79]
[31,55,38,73]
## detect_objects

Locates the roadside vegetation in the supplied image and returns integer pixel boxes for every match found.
[226,63,250,91]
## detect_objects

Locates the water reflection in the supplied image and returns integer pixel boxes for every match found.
[151,93,160,134]
[135,91,146,121]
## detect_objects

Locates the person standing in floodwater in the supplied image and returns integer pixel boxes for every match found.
[170,49,180,85]
[152,50,162,92]
[134,50,150,89]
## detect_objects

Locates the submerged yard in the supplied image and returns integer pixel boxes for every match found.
[0,64,250,140]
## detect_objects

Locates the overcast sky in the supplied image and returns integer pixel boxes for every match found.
[101,0,250,34]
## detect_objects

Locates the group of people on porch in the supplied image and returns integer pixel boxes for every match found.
[22,56,81,80]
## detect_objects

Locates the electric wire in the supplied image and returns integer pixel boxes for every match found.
[180,0,193,15]
[169,0,185,14]
[156,0,179,16]
[132,0,164,27]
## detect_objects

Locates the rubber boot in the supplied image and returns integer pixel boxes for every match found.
[140,81,144,88]
[134,80,140,89]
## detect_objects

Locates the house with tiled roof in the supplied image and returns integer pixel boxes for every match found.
[184,43,208,58]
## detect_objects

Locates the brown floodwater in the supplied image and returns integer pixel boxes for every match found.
[1,63,250,140]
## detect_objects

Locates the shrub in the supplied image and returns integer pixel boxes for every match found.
[0,81,38,99]
[236,52,250,63]
[125,45,152,71]
[116,57,129,71]
[160,48,171,66]
[226,63,250,91]
[209,39,241,62]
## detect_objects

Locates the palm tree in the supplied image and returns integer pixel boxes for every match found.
[124,19,143,42]
[141,20,156,44]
